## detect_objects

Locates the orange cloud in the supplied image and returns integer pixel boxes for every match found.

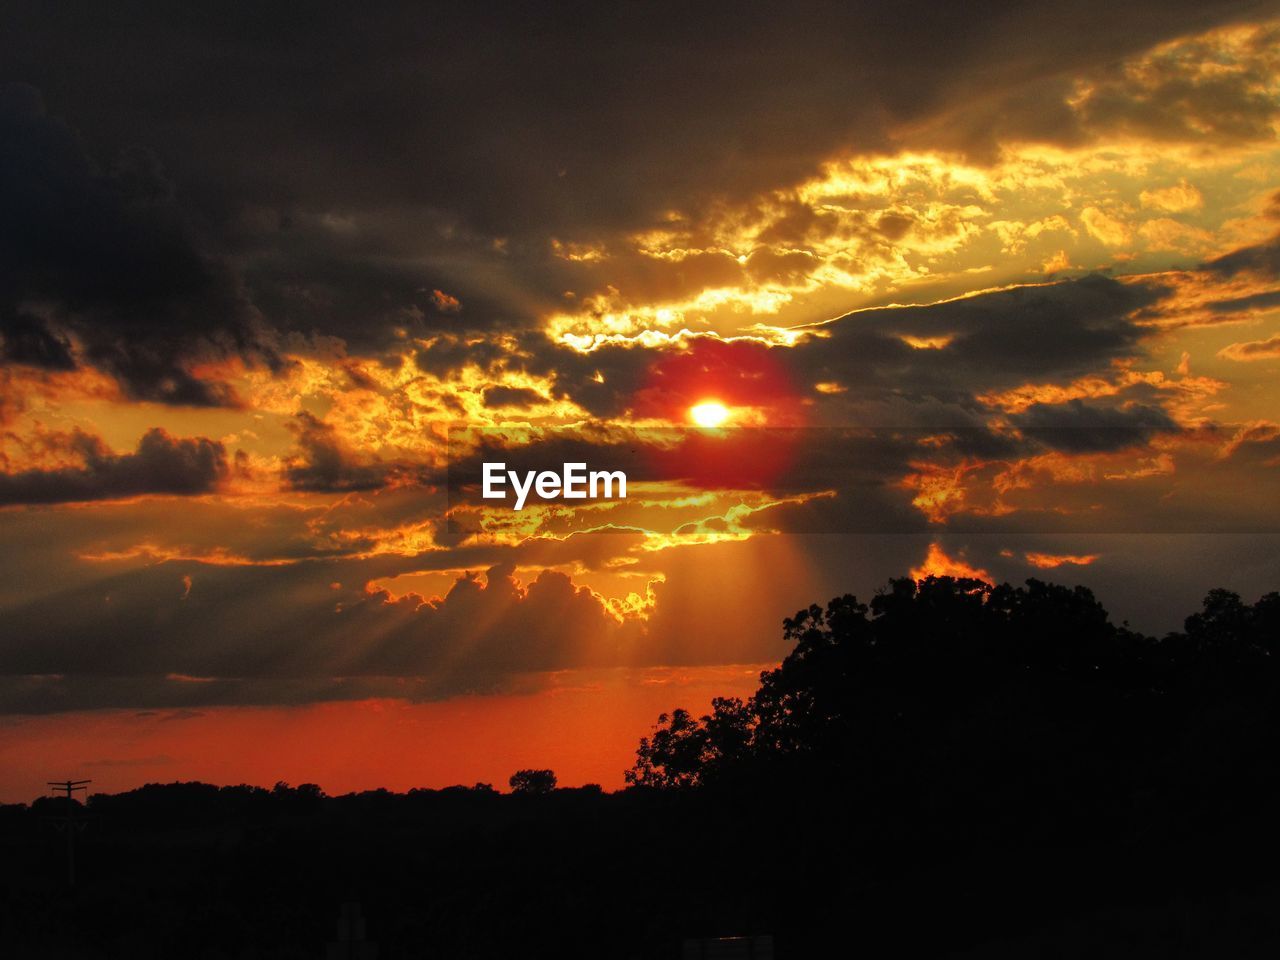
[1080,206,1133,247]
[1140,180,1203,213]
[1217,420,1280,459]
[1219,333,1280,361]
[1042,249,1071,274]
[910,543,991,583]
[978,366,1224,416]
[1024,552,1100,569]
[76,543,293,567]
[900,460,999,524]
[900,334,954,350]
[430,289,462,312]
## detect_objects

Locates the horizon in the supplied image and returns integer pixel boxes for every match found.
[1,567,1266,803]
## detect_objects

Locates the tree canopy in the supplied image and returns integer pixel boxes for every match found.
[509,768,558,795]
[627,576,1280,803]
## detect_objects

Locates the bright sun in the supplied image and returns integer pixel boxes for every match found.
[690,400,730,428]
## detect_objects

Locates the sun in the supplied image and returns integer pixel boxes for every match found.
[689,400,730,428]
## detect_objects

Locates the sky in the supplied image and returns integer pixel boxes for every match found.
[2,2,1280,800]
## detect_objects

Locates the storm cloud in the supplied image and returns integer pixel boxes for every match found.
[0,84,275,404]
[1013,399,1180,453]
[0,428,227,505]
[0,1,1270,374]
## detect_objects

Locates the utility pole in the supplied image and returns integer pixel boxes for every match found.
[47,779,90,887]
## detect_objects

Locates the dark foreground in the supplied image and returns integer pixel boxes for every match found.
[5,576,1280,958]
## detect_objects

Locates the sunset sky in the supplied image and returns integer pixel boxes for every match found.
[2,2,1280,800]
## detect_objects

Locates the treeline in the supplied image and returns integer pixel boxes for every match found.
[4,576,1280,958]
[12,776,590,829]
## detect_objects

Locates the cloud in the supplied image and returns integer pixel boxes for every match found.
[1069,19,1280,145]
[483,385,547,410]
[1024,551,1099,568]
[429,289,461,313]
[8,2,1247,240]
[797,274,1162,396]
[0,6,1268,374]
[282,411,434,493]
[1012,399,1179,452]
[1208,289,1280,314]
[1218,333,1280,361]
[537,273,1167,431]
[910,543,991,582]
[0,559,645,711]
[0,84,277,405]
[1204,234,1280,278]
[0,310,75,369]
[1081,206,1133,247]
[1139,218,1214,254]
[1140,179,1204,212]
[0,8,1269,422]
[0,428,227,505]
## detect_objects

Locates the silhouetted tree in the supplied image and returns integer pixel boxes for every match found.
[508,769,557,794]
[626,697,752,788]
[626,575,1279,802]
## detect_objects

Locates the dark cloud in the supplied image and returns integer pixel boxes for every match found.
[7,1,1262,233]
[1013,399,1179,452]
[241,248,507,353]
[0,558,641,711]
[0,464,1278,714]
[482,385,547,409]
[0,1,1268,366]
[542,274,1163,423]
[901,19,1280,158]
[283,411,419,493]
[1208,288,1280,314]
[0,83,276,404]
[0,525,946,712]
[1205,234,1280,279]
[0,428,227,505]
[0,309,75,369]
[809,274,1162,387]
[1071,21,1280,144]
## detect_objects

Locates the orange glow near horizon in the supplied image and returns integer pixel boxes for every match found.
[0,666,769,803]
